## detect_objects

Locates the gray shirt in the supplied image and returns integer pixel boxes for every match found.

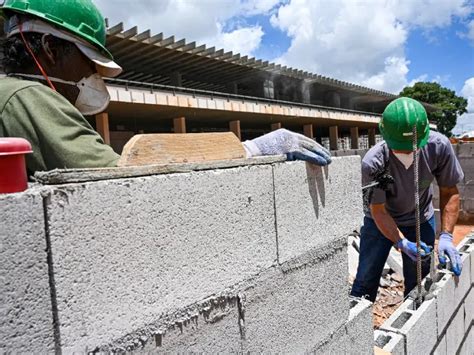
[363,131,464,226]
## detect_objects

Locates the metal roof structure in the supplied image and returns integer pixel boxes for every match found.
[105,22,396,101]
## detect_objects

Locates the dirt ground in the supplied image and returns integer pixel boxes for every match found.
[372,224,474,328]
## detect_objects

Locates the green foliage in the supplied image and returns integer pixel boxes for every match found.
[400,82,467,137]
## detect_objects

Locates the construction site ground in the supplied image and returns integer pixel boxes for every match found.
[372,224,474,328]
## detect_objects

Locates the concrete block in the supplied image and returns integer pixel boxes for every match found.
[456,143,474,158]
[0,189,55,353]
[241,238,349,353]
[432,334,447,355]
[465,288,474,331]
[374,330,405,355]
[345,297,374,355]
[432,271,456,334]
[446,304,465,354]
[454,240,473,302]
[458,324,473,355]
[313,297,373,354]
[273,157,362,263]
[45,166,277,351]
[380,297,437,354]
[104,295,242,353]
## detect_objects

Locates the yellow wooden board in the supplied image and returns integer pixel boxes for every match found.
[117,132,246,167]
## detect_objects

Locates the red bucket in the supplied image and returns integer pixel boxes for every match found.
[0,138,33,194]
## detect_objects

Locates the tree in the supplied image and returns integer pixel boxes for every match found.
[400,82,467,137]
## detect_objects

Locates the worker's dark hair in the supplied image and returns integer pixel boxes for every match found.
[1,33,76,73]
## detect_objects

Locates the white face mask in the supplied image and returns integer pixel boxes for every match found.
[10,73,110,116]
[393,151,415,169]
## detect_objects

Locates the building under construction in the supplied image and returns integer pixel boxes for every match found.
[1,19,473,355]
[0,20,397,152]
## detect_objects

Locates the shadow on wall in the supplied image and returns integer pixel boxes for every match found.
[306,164,328,218]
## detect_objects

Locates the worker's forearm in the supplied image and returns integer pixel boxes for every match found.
[371,207,402,244]
[439,187,460,234]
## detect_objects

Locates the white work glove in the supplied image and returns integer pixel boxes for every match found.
[242,129,332,166]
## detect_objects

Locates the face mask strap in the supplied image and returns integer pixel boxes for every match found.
[18,20,57,91]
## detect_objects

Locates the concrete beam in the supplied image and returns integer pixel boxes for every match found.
[170,72,182,87]
[303,124,313,138]
[96,112,111,145]
[368,128,376,147]
[271,122,281,131]
[350,127,359,150]
[329,126,339,151]
[173,117,186,133]
[229,120,241,140]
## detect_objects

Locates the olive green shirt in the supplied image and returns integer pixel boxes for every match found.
[0,77,120,174]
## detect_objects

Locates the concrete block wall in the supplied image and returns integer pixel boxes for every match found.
[0,188,56,353]
[433,143,474,223]
[1,157,366,352]
[376,233,474,354]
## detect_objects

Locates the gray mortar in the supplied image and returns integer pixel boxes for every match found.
[44,165,277,351]
[240,238,349,353]
[98,294,242,353]
[0,188,55,352]
[273,157,362,263]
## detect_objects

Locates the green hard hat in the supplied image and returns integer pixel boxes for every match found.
[380,97,430,151]
[0,0,112,60]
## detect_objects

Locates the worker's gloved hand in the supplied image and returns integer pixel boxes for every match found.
[438,232,462,276]
[242,129,332,166]
[396,239,432,262]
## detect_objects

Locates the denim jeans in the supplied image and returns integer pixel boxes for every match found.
[350,216,436,302]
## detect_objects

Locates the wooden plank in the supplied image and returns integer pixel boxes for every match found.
[173,117,186,133]
[117,132,246,166]
[33,156,286,185]
[95,112,110,145]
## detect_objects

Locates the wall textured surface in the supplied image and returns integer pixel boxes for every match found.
[0,189,55,353]
[274,157,362,263]
[1,156,366,352]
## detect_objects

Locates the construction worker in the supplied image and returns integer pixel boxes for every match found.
[0,0,331,175]
[351,97,464,302]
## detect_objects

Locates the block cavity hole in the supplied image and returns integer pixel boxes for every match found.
[375,334,392,348]
[392,311,412,329]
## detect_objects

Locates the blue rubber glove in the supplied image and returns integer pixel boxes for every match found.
[243,129,332,166]
[438,232,462,276]
[396,239,432,262]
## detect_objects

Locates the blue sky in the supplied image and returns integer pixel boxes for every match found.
[96,0,474,132]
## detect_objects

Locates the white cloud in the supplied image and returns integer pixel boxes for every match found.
[453,77,474,134]
[93,0,473,92]
[213,25,264,56]
[462,77,474,112]
[270,0,472,93]
[93,0,280,56]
